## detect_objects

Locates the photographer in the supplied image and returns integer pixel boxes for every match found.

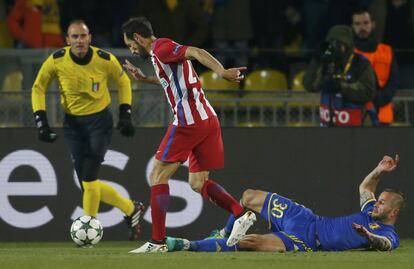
[304,25,377,127]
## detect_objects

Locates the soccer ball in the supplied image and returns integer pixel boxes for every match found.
[70,215,103,247]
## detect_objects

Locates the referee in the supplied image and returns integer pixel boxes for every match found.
[32,20,143,240]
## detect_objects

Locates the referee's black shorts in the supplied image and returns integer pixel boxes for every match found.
[63,108,113,182]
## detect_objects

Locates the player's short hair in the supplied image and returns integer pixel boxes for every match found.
[383,188,406,211]
[67,19,89,35]
[122,17,154,39]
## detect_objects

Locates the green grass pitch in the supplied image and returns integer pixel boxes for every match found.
[1,240,413,269]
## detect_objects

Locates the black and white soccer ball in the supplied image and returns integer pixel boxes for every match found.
[70,215,103,247]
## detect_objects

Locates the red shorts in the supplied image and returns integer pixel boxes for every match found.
[155,116,224,172]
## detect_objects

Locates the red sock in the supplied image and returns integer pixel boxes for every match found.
[151,184,170,242]
[201,179,244,217]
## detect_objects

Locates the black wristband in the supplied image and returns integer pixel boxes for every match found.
[34,110,49,128]
[119,104,132,120]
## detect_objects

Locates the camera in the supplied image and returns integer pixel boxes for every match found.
[321,40,343,64]
[319,40,344,94]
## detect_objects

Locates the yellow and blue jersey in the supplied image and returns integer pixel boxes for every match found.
[261,193,399,252]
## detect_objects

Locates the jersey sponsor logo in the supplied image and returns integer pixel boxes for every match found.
[173,45,182,55]
[369,223,380,230]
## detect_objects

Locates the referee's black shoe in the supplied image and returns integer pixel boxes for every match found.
[124,201,145,241]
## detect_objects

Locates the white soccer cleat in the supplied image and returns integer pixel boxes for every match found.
[129,241,168,253]
[226,211,256,247]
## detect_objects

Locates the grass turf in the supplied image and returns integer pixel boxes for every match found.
[1,240,413,269]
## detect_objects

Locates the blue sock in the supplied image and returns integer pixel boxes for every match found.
[224,215,235,234]
[189,238,237,252]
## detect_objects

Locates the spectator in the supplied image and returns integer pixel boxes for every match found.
[134,0,208,47]
[303,25,377,127]
[7,0,64,48]
[210,0,253,67]
[383,0,414,52]
[369,0,414,50]
[59,0,112,47]
[370,0,414,89]
[249,0,280,69]
[352,9,399,126]
[282,2,304,55]
[59,0,138,47]
[302,0,373,51]
[250,0,302,71]
[0,0,13,48]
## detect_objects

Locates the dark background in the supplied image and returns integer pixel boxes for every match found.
[0,127,412,241]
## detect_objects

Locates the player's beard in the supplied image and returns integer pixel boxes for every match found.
[372,214,385,222]
[371,210,389,222]
[137,44,150,59]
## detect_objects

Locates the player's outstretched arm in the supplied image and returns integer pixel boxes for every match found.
[352,223,392,251]
[123,60,160,85]
[185,47,246,82]
[359,155,399,205]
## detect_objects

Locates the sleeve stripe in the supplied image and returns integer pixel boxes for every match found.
[361,198,376,211]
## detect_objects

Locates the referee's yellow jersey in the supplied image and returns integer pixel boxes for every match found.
[32,46,131,116]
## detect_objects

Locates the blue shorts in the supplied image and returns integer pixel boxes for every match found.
[260,192,318,252]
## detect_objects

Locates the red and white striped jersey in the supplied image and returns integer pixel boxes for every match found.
[150,38,216,126]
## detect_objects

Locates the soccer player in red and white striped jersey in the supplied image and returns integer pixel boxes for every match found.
[122,17,256,253]
[152,37,216,126]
